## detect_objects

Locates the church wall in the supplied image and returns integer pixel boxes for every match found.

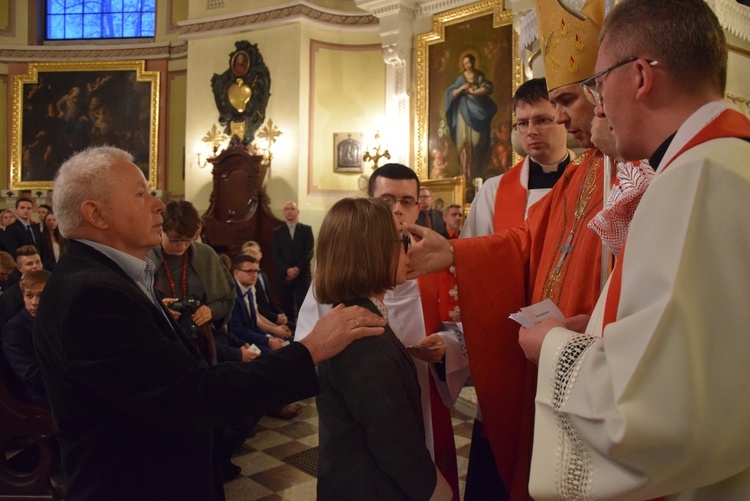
[186,0,363,21]
[0,0,188,203]
[183,18,383,233]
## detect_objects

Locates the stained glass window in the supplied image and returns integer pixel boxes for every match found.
[46,0,156,40]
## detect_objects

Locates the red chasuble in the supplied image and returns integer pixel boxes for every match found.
[418,272,461,500]
[453,148,605,500]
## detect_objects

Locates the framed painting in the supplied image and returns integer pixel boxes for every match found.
[11,60,160,190]
[416,0,522,204]
[420,176,465,213]
[333,132,364,172]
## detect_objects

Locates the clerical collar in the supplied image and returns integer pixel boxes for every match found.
[649,132,677,170]
[528,153,570,189]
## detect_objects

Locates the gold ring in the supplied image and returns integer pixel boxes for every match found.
[355,318,360,328]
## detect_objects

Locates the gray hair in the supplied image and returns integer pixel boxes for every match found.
[53,146,133,237]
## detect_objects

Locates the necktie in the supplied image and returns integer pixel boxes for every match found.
[245,289,258,329]
[289,224,295,240]
[423,211,432,229]
[26,225,36,245]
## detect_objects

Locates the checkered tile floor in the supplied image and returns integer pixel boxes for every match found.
[224,392,474,500]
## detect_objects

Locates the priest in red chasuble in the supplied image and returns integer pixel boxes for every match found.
[407,1,610,499]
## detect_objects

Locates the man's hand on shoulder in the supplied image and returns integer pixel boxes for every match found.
[299,304,386,364]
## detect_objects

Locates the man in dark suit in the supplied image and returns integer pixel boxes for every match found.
[3,197,43,259]
[33,146,386,500]
[416,187,448,238]
[271,201,314,322]
[229,255,286,354]
[242,245,293,332]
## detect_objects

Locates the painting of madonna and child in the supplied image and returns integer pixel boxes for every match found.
[422,6,516,202]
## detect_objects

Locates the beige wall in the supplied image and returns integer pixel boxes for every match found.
[184,20,383,231]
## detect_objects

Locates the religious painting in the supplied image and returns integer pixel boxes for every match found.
[416,0,522,203]
[231,50,252,77]
[333,132,364,172]
[11,60,159,190]
[420,176,466,213]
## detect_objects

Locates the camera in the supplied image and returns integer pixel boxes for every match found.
[168,296,202,337]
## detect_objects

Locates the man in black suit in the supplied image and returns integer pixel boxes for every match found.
[415,187,448,238]
[33,146,386,500]
[4,197,43,259]
[271,201,314,323]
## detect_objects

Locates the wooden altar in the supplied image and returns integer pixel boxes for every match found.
[201,137,284,291]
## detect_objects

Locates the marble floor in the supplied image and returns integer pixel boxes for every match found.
[223,390,475,501]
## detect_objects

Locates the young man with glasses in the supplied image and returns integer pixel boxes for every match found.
[230,254,290,352]
[296,163,467,500]
[406,1,614,499]
[522,0,750,498]
[463,77,571,238]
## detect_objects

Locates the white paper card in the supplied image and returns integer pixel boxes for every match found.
[509,298,564,328]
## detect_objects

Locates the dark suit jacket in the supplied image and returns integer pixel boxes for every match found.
[271,222,314,285]
[228,281,272,354]
[416,208,448,238]
[0,282,24,332]
[3,220,43,258]
[316,298,436,500]
[33,240,319,500]
[256,270,284,323]
[2,308,47,405]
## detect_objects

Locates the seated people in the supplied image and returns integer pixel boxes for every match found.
[240,242,293,333]
[229,254,287,354]
[0,245,43,332]
[314,197,452,500]
[230,254,303,420]
[2,269,51,405]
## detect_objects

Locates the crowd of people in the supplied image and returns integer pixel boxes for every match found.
[1,0,748,499]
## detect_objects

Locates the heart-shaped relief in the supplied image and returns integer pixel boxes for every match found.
[227,78,252,113]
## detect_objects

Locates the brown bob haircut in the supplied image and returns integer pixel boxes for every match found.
[162,200,201,238]
[314,197,401,305]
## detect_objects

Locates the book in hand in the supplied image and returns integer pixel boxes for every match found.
[509,299,564,328]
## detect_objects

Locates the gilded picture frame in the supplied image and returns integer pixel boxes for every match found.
[11,60,160,190]
[416,0,521,204]
[420,176,466,212]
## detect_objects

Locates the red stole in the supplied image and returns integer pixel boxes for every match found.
[604,109,750,328]
[493,158,528,231]
[417,272,460,500]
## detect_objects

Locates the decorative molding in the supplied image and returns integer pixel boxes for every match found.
[417,0,478,16]
[708,0,750,42]
[355,0,419,17]
[178,2,378,38]
[0,1,15,37]
[0,41,187,62]
[726,93,750,116]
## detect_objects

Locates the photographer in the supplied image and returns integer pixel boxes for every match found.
[147,200,235,364]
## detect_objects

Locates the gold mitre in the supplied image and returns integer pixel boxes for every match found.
[536,0,605,91]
